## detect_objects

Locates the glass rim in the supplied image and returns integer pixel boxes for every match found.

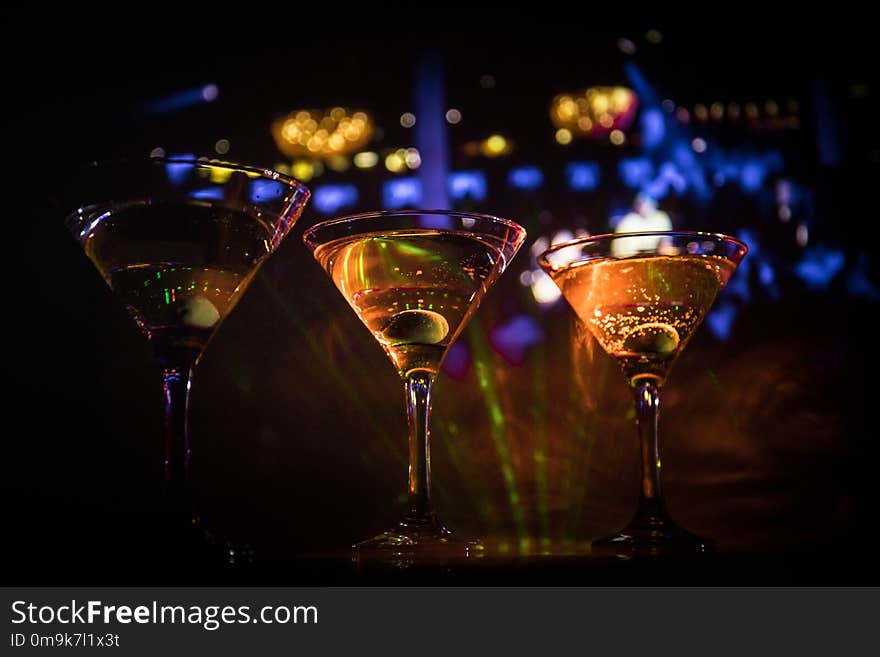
[64,156,312,245]
[536,229,748,269]
[302,208,527,243]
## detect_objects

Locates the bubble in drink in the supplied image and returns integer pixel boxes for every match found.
[179,296,221,328]
[382,309,449,345]
[622,322,679,356]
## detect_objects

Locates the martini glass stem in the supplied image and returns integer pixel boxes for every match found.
[157,345,199,491]
[162,363,194,487]
[631,377,668,523]
[404,370,436,522]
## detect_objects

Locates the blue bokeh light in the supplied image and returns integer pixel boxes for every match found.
[314,184,359,214]
[383,178,423,209]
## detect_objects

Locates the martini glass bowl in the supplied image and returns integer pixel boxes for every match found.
[304,209,527,559]
[539,231,747,556]
[64,157,310,557]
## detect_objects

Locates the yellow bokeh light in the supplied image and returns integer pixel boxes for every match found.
[385,153,406,172]
[481,134,509,157]
[272,108,373,159]
[328,133,346,151]
[327,155,350,172]
[592,94,609,114]
[208,166,234,184]
[291,159,314,182]
[353,151,379,169]
[557,97,577,120]
[609,129,625,145]
[555,128,573,145]
[550,86,637,138]
[611,88,631,109]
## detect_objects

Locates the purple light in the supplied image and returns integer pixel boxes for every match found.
[202,84,219,102]
[488,314,544,366]
[441,341,471,380]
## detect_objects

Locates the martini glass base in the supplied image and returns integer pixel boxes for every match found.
[353,514,484,562]
[153,490,254,569]
[592,511,714,558]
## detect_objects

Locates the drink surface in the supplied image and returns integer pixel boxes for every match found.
[79,200,272,354]
[107,264,248,351]
[551,254,736,383]
[313,229,506,375]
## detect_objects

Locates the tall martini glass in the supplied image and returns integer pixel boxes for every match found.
[304,210,526,557]
[65,158,310,552]
[539,231,747,555]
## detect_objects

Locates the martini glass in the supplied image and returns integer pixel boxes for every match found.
[304,210,527,557]
[64,158,310,557]
[538,231,747,556]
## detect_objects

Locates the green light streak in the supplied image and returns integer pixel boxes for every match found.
[395,242,432,257]
[435,421,501,527]
[258,276,405,468]
[530,342,550,552]
[468,318,529,552]
[164,289,170,305]
[648,262,671,294]
[563,350,607,547]
[357,249,367,290]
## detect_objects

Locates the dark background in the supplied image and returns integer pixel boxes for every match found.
[2,9,878,583]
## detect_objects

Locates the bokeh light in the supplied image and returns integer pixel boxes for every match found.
[272,108,373,159]
[550,87,638,140]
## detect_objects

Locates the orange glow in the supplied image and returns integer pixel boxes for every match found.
[480,134,512,157]
[272,108,374,159]
[550,86,638,140]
